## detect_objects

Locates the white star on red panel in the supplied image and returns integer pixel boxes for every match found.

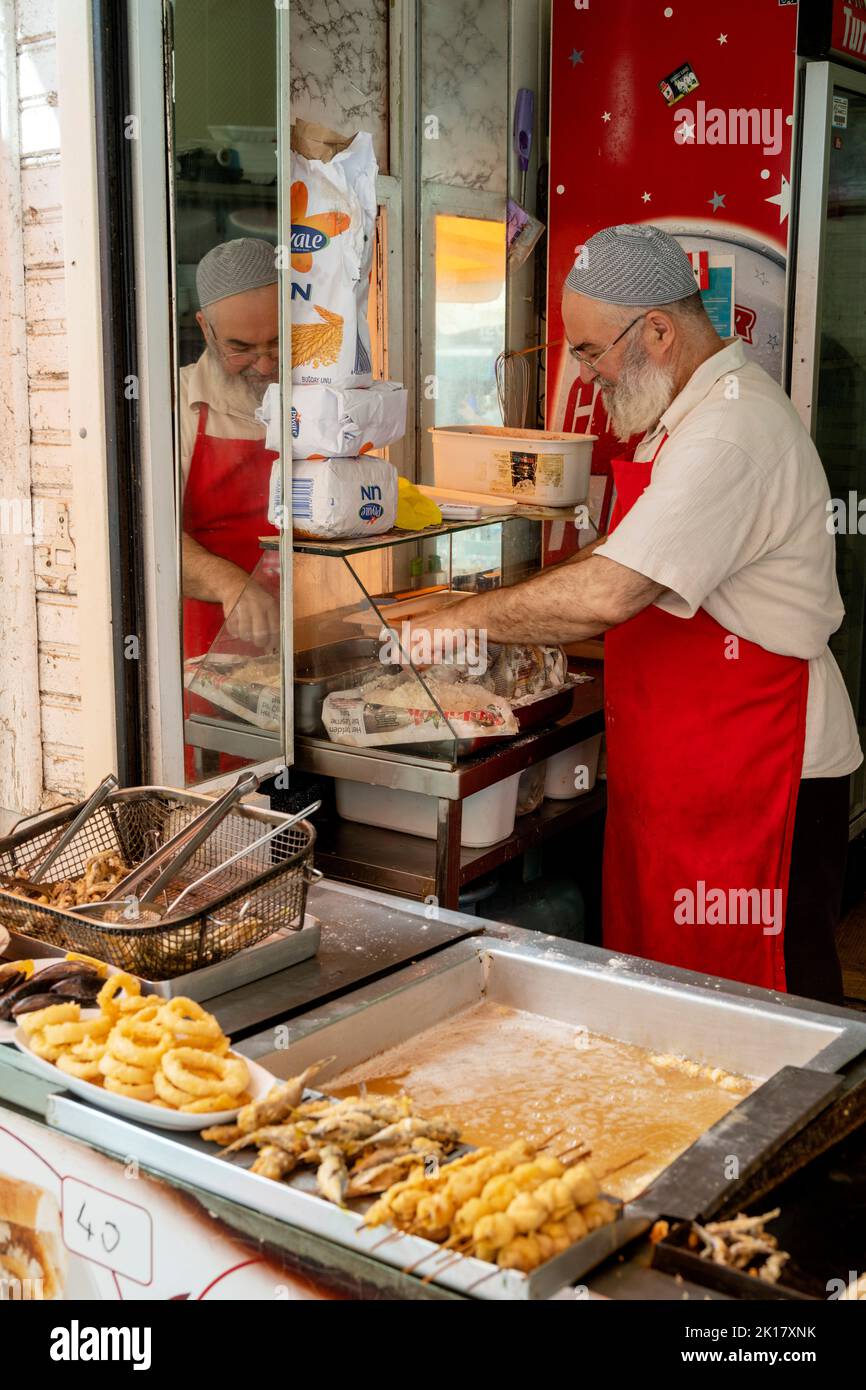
[765,175,790,224]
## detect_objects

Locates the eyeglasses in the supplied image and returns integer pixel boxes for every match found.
[206,318,279,367]
[567,312,647,375]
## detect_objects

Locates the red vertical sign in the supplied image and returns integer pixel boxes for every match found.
[546,0,799,493]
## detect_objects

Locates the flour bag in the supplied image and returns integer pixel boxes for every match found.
[290,120,378,389]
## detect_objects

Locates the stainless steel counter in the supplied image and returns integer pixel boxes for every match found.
[2,879,864,1301]
[201,878,484,1040]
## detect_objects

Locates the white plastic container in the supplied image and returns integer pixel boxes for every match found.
[430,425,596,508]
[543,733,603,800]
[335,771,522,848]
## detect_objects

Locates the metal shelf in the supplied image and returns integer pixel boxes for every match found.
[294,669,604,797]
[314,783,606,902]
[272,512,518,557]
[184,712,281,763]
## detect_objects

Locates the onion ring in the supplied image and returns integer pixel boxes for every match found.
[97,972,140,1018]
[108,1016,170,1068]
[179,1091,251,1114]
[99,1052,154,1085]
[103,1075,155,1102]
[55,1052,103,1081]
[157,997,221,1042]
[44,1016,111,1046]
[18,1002,79,1037]
[116,996,159,1019]
[185,1034,230,1056]
[161,1046,248,1098]
[28,1030,65,1061]
[153,1069,193,1107]
[69,1036,108,1062]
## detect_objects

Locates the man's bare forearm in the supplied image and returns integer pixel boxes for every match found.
[425,554,664,645]
[182,532,246,605]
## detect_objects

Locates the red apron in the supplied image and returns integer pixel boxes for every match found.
[602,431,808,991]
[182,402,279,659]
[182,403,279,775]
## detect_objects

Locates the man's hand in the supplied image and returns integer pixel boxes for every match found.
[222,575,280,648]
[182,532,279,649]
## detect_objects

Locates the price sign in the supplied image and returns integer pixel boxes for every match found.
[61,1177,153,1284]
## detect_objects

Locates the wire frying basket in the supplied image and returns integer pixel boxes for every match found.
[0,787,318,978]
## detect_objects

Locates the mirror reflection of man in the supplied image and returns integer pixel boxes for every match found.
[181,238,280,660]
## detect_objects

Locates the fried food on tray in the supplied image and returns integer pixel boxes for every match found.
[688,1208,791,1285]
[200,1066,463,1206]
[19,973,249,1115]
[235,1058,333,1133]
[2,849,131,910]
[648,1052,753,1095]
[365,1143,617,1274]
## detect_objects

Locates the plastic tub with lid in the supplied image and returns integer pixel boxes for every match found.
[543,733,603,800]
[429,425,596,507]
[335,771,521,848]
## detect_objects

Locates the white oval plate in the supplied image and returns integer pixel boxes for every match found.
[13,1017,274,1131]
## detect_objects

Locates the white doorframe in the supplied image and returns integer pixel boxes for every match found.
[0,0,43,819]
[55,0,118,786]
[127,0,185,787]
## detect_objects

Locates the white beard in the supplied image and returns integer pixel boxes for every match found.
[207,345,276,408]
[601,337,677,442]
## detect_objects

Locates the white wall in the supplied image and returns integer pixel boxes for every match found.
[0,0,83,825]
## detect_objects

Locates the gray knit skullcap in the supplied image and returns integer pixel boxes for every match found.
[196,237,278,309]
[565,224,697,306]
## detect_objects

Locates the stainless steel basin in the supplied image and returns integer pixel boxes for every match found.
[244,936,861,1084]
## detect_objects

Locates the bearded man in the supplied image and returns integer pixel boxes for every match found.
[411,224,861,1003]
[181,237,280,655]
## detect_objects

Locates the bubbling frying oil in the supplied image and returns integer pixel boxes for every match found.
[326,1001,755,1200]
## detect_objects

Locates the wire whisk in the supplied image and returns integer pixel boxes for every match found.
[495,339,561,429]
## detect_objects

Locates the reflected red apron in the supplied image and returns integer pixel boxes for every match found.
[602,431,808,990]
[182,402,279,659]
[182,403,279,774]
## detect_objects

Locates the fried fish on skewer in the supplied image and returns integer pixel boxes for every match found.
[218,1123,308,1158]
[316,1146,349,1206]
[201,1122,243,1145]
[361,1115,462,1149]
[235,1059,333,1133]
[250,1145,298,1181]
[308,1096,412,1144]
[349,1136,444,1176]
[347,1144,448,1198]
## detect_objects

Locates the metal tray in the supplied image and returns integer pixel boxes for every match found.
[446,681,576,757]
[295,638,398,735]
[3,915,321,1001]
[238,936,866,1295]
[651,1111,866,1301]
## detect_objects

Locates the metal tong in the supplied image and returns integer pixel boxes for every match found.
[3,772,119,888]
[75,770,260,920]
[165,799,321,919]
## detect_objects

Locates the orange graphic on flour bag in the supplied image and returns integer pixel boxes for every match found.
[290,125,377,388]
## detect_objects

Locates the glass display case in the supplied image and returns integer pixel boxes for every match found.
[185,513,548,771]
[183,515,606,907]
